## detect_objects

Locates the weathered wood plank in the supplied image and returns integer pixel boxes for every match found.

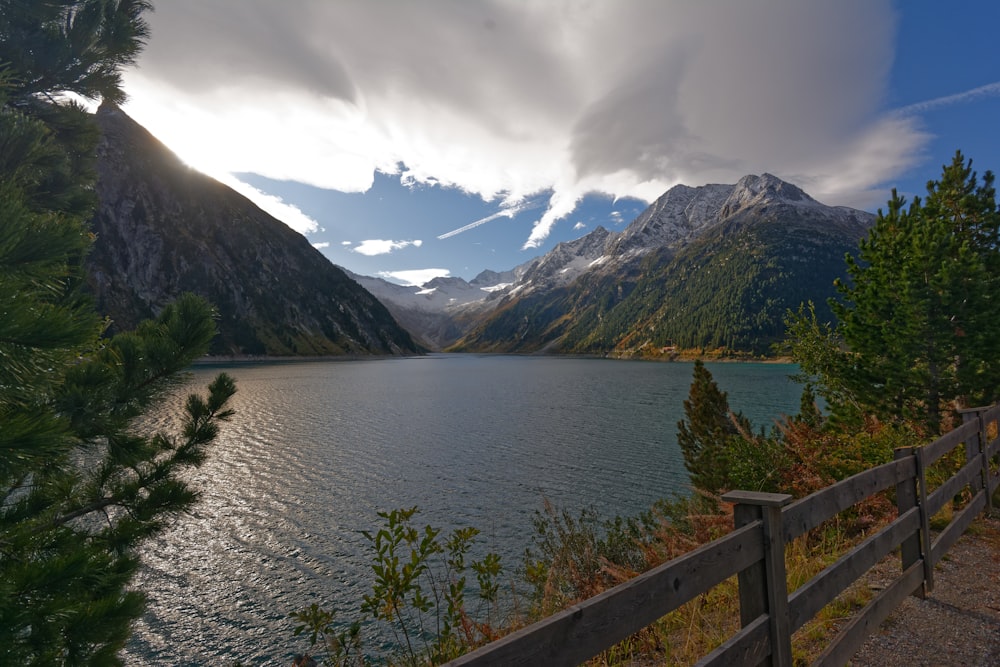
[730,503,768,626]
[960,409,985,489]
[444,521,764,667]
[989,433,1000,506]
[980,451,994,517]
[695,615,770,667]
[984,405,1000,512]
[915,446,934,593]
[968,415,987,513]
[723,490,794,507]
[981,403,1000,425]
[930,490,987,566]
[783,458,914,542]
[788,507,920,632]
[813,562,924,667]
[925,457,982,517]
[762,503,793,667]
[922,419,979,466]
[723,490,794,666]
[895,448,922,583]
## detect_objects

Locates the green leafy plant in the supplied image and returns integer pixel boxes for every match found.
[291,507,504,666]
[290,603,362,667]
[363,507,439,661]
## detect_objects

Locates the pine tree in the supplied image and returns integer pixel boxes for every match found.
[793,152,1000,432]
[794,384,823,429]
[676,360,752,493]
[0,0,152,106]
[918,154,1000,412]
[0,3,238,663]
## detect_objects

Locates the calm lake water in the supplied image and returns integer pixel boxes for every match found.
[123,354,802,665]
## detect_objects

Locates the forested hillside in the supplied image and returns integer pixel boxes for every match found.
[450,175,872,356]
[564,213,866,355]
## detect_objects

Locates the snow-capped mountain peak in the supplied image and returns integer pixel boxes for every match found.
[719,172,820,217]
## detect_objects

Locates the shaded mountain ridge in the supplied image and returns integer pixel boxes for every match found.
[87,103,419,357]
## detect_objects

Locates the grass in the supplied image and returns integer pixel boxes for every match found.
[524,473,976,667]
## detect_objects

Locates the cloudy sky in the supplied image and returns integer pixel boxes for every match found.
[120,0,1000,284]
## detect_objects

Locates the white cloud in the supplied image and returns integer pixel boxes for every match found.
[438,208,515,240]
[437,198,543,240]
[312,241,330,249]
[378,268,450,286]
[794,115,930,208]
[573,222,586,231]
[221,175,320,234]
[894,81,1000,116]
[353,239,423,256]
[524,186,581,249]
[123,0,913,244]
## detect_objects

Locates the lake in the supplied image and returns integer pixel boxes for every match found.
[122,354,803,665]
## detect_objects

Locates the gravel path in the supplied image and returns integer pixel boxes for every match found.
[849,514,1000,667]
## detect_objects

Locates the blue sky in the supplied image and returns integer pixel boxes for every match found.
[234,171,648,281]
[119,1,1000,284]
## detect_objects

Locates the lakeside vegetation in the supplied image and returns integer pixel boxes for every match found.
[3,2,999,665]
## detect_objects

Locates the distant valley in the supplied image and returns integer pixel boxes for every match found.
[87,107,871,358]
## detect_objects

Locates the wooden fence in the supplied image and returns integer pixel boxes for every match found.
[445,404,1000,667]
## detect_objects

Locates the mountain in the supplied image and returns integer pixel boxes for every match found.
[346,268,519,351]
[444,173,873,356]
[87,104,419,357]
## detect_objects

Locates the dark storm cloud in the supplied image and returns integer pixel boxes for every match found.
[140,0,578,133]
[140,2,357,100]
[570,38,744,184]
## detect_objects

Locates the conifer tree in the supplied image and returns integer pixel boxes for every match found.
[0,2,238,663]
[676,360,751,493]
[794,383,824,429]
[793,152,1000,432]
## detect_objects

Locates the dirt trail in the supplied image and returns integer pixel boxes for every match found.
[849,514,1000,667]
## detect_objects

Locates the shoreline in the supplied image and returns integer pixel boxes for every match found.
[191,350,795,366]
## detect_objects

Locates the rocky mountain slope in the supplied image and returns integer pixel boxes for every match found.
[87,104,419,357]
[384,174,873,356]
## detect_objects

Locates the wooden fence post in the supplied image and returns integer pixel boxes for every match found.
[894,446,926,599]
[960,407,993,517]
[914,445,934,593]
[722,491,793,667]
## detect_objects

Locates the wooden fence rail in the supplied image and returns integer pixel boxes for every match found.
[445,404,1000,667]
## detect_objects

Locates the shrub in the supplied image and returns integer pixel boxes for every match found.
[290,507,504,666]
